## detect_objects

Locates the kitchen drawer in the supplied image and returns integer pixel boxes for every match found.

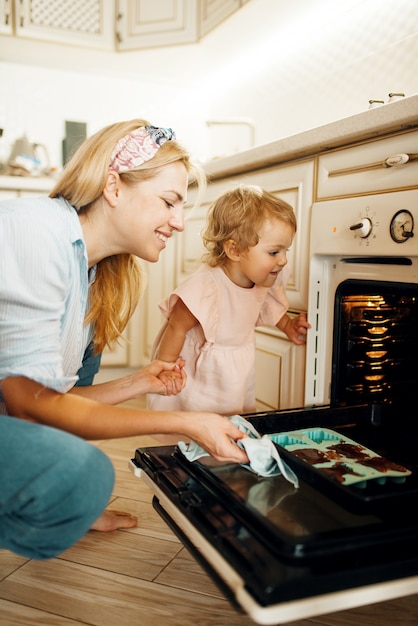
[316,129,418,200]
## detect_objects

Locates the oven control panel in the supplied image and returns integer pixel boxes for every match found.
[389,209,414,243]
[310,189,418,256]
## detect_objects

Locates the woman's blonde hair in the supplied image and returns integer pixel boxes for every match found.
[202,184,296,267]
[50,118,205,353]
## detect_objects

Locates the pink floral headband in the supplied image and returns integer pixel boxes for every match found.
[109,125,176,172]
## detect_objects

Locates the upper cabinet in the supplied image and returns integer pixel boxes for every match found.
[0,0,12,34]
[13,0,114,49]
[2,0,248,50]
[117,0,242,50]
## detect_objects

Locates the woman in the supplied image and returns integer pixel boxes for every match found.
[0,120,248,538]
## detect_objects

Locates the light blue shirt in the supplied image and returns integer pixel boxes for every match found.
[0,195,92,414]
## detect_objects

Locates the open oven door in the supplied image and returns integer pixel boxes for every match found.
[130,404,418,624]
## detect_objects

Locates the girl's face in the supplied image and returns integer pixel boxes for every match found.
[233,217,294,288]
[113,161,188,262]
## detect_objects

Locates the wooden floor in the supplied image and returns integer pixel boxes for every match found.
[1,369,418,625]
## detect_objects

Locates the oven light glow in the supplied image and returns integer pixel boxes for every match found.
[368,326,388,335]
[366,351,388,359]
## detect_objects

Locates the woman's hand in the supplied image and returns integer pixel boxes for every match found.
[139,358,186,395]
[182,412,250,463]
[70,358,187,404]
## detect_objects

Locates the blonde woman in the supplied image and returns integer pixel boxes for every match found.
[0,121,249,545]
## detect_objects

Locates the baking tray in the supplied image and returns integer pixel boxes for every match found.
[269,427,411,488]
[246,403,417,513]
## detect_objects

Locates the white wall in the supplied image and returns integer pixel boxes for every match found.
[0,0,417,169]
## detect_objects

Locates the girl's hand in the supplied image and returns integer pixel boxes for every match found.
[282,312,311,345]
[157,359,187,396]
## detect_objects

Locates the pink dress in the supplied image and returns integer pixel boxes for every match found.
[147,264,290,416]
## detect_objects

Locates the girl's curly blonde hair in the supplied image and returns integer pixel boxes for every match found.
[50,118,205,353]
[202,184,296,267]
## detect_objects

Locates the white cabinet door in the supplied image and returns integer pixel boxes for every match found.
[0,0,12,34]
[116,0,242,50]
[101,339,129,367]
[15,0,114,49]
[116,0,197,50]
[198,0,240,38]
[255,326,306,411]
[132,238,178,366]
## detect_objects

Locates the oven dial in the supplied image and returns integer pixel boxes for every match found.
[390,209,414,243]
[349,217,372,238]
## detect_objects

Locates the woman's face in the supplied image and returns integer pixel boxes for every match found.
[115,161,188,262]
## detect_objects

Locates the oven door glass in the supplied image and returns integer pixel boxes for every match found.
[331,279,418,408]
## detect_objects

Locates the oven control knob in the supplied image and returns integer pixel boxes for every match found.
[349,218,373,238]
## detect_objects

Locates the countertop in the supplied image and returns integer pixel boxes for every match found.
[0,173,55,191]
[204,94,418,179]
[1,94,417,190]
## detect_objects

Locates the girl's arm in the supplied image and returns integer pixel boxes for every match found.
[154,298,198,361]
[1,376,249,463]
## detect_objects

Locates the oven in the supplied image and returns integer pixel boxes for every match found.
[130,188,418,624]
[305,188,418,410]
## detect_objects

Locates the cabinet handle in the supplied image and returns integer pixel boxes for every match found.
[384,153,418,167]
[116,12,123,44]
[328,153,418,177]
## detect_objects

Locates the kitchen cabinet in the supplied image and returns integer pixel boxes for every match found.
[5,0,247,51]
[14,0,114,49]
[0,0,12,34]
[136,240,178,365]
[116,0,242,50]
[316,127,418,200]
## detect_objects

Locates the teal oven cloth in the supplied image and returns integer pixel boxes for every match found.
[177,414,299,488]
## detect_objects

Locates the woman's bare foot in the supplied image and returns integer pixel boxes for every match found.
[90,509,138,532]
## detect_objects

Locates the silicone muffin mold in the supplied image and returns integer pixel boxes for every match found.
[269,427,411,488]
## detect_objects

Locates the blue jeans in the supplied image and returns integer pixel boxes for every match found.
[76,341,102,387]
[0,416,114,559]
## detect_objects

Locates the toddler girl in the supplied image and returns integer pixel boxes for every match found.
[148,184,310,419]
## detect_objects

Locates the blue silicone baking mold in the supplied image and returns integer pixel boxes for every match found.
[269,427,411,489]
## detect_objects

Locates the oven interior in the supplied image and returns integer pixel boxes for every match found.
[331,278,418,411]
